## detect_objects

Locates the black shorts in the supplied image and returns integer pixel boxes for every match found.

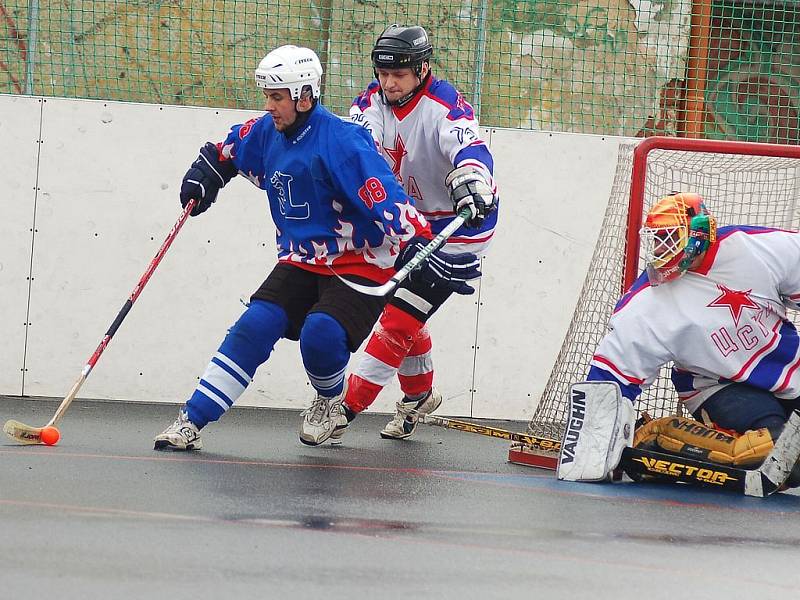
[251,263,387,351]
[388,275,453,323]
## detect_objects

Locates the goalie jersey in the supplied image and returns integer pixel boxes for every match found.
[217,104,430,283]
[350,76,497,254]
[588,227,800,414]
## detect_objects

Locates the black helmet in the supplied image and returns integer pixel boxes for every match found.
[371,25,433,71]
[371,25,432,106]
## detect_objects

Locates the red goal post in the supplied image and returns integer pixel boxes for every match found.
[511,136,800,470]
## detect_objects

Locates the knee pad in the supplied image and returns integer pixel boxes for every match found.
[221,300,288,376]
[300,312,348,357]
[186,300,287,427]
[365,304,424,364]
[750,416,787,443]
[300,312,350,396]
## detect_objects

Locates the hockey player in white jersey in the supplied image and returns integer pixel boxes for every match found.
[332,24,499,441]
[560,192,800,485]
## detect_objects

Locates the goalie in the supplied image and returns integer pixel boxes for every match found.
[559,192,800,486]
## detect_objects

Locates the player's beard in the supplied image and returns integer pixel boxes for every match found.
[382,89,405,103]
[271,114,287,131]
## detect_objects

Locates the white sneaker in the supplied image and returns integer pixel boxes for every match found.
[329,383,352,445]
[380,388,442,440]
[300,393,347,446]
[154,409,203,451]
[330,417,350,446]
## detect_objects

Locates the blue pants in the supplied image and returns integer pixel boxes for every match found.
[185,299,349,428]
[693,383,800,438]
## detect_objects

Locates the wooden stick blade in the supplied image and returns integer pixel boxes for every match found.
[508,443,559,470]
[418,414,561,470]
[3,420,44,445]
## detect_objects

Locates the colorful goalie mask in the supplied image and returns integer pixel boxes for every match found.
[640,192,717,286]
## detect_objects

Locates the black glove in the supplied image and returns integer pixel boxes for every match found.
[395,236,482,295]
[180,142,238,216]
[445,166,497,228]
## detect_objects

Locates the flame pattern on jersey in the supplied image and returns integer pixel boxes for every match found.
[350,76,498,254]
[588,226,800,414]
[217,105,430,283]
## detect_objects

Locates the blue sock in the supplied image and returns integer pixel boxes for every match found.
[186,300,288,428]
[300,312,349,397]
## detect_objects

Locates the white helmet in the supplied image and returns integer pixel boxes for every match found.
[254,45,323,100]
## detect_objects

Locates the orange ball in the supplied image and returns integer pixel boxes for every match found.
[40,426,60,446]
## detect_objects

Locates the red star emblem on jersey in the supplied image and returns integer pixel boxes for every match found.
[384,134,407,177]
[707,284,760,325]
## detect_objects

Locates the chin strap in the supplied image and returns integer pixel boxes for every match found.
[282,101,317,138]
[380,71,431,107]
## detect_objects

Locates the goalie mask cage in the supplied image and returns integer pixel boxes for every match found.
[511,136,800,469]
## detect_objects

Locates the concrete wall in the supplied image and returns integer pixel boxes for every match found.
[0,94,627,420]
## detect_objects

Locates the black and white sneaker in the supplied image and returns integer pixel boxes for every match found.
[380,388,442,440]
[154,409,203,450]
[299,394,347,446]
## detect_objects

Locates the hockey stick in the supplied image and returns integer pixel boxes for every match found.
[418,414,562,453]
[3,200,196,444]
[419,410,800,497]
[620,409,800,497]
[329,207,472,297]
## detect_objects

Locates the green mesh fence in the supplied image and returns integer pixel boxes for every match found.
[1,0,798,141]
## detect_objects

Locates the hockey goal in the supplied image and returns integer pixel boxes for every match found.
[510,136,800,469]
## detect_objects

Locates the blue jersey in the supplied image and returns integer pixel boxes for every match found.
[217,104,430,282]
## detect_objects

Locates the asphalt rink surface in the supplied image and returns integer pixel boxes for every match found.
[2,396,800,599]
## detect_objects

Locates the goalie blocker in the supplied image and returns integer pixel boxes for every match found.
[557,381,800,497]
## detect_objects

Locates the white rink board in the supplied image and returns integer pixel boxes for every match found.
[473,130,621,420]
[0,95,41,395]
[3,95,626,419]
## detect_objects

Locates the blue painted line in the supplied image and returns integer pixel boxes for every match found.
[437,471,800,513]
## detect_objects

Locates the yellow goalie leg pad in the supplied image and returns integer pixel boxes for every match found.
[633,416,775,468]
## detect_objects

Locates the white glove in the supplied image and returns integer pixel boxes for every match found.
[445,166,496,228]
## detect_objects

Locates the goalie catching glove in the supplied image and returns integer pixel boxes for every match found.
[180,142,238,216]
[445,165,496,228]
[632,415,775,468]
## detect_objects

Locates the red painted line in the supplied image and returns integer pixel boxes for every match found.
[3,447,798,516]
[0,0,26,58]
[0,497,795,590]
[0,57,22,94]
[0,447,505,477]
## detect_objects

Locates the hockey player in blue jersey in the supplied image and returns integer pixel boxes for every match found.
[153,45,481,450]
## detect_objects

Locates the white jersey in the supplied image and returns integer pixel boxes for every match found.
[350,76,498,255]
[588,226,800,414]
